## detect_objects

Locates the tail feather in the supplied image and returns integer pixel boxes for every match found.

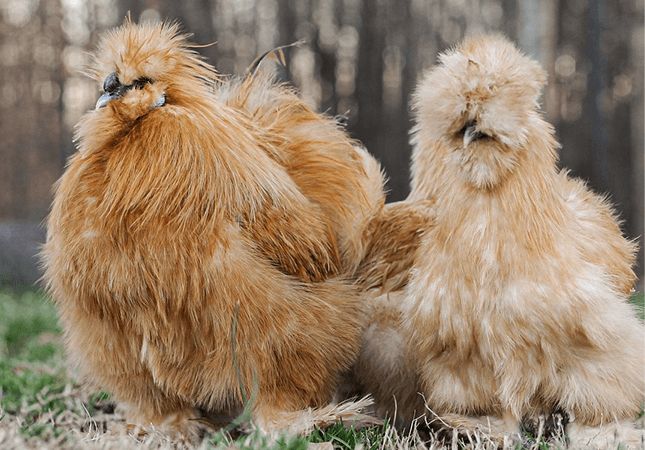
[246,396,382,438]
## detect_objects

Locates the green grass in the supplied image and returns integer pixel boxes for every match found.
[309,422,390,450]
[205,422,390,450]
[631,291,644,319]
[209,430,309,450]
[0,290,65,409]
[0,290,59,354]
[0,289,643,449]
[0,290,72,440]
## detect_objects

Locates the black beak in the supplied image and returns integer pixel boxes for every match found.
[463,119,486,147]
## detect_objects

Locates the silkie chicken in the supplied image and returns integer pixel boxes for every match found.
[404,33,644,441]
[214,53,385,277]
[349,34,644,446]
[41,19,385,440]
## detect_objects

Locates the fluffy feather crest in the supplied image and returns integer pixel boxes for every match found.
[410,34,555,192]
[90,18,217,88]
[412,34,546,150]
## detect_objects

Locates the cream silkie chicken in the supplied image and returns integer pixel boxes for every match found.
[351,34,644,446]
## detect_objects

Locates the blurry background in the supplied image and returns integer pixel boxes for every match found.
[0,0,643,290]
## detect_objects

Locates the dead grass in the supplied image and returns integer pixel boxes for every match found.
[1,290,643,450]
[3,392,643,450]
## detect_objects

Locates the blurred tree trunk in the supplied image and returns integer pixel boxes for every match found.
[501,0,518,40]
[604,0,643,279]
[586,0,609,195]
[518,0,540,60]
[352,0,387,195]
[277,0,299,82]
[312,2,338,117]
[0,0,65,220]
[35,0,67,217]
[541,0,558,120]
[630,24,644,283]
[117,0,144,24]
[162,0,217,62]
[380,0,412,201]
[278,0,297,44]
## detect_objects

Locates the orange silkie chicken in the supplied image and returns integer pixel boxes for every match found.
[215,63,385,277]
[41,19,384,439]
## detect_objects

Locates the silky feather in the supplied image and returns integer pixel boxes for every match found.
[347,200,435,429]
[348,34,643,445]
[41,20,385,439]
[215,73,386,276]
[406,33,642,433]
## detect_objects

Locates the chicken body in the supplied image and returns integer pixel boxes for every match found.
[214,74,385,276]
[41,21,384,438]
[404,34,643,430]
[348,201,434,429]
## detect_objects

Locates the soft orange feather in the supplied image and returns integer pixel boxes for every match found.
[41,20,385,439]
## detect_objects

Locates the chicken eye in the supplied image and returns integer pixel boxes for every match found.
[132,77,153,90]
[473,132,491,141]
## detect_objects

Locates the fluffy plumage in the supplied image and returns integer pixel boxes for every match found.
[348,201,434,429]
[348,35,644,445]
[41,20,384,439]
[214,73,385,277]
[404,33,643,433]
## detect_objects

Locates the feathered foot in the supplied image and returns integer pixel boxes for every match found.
[566,418,645,450]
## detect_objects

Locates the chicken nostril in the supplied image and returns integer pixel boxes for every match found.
[459,119,477,136]
[461,119,491,146]
[103,72,121,94]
